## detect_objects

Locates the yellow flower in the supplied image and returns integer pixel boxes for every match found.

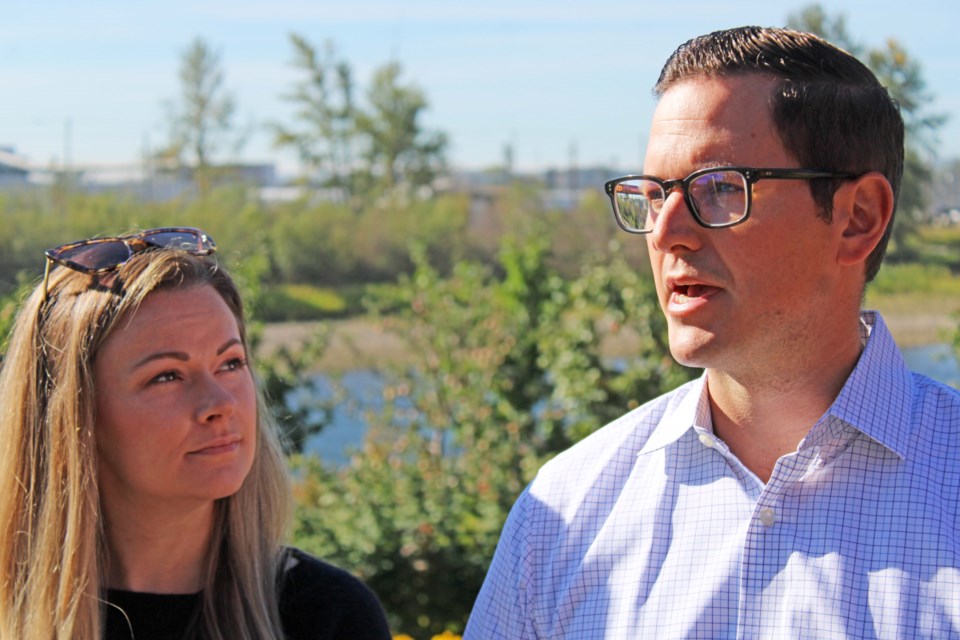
[393,631,461,640]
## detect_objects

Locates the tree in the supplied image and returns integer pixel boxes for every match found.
[353,62,448,197]
[273,35,448,205]
[787,5,947,258]
[272,35,357,198]
[163,37,238,193]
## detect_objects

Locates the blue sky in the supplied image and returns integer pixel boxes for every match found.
[3,1,958,176]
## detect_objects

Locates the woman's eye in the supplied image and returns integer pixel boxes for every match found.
[223,357,248,372]
[150,371,181,385]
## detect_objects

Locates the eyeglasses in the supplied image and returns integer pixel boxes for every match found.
[603,167,855,234]
[42,227,217,300]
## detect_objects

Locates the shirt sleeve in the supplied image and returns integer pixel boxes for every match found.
[464,487,537,640]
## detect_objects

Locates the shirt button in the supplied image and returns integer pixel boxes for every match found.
[759,508,776,527]
[698,433,715,448]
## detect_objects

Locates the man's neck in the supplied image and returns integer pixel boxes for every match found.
[705,324,864,483]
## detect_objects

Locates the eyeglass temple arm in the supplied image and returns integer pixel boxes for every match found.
[41,257,54,302]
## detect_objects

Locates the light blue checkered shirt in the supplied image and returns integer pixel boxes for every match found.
[465,312,960,639]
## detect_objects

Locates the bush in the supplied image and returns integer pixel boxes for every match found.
[869,262,960,295]
[258,284,348,321]
[289,233,696,637]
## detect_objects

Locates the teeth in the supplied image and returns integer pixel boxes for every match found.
[674,284,707,300]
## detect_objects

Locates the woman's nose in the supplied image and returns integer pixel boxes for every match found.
[194,375,238,424]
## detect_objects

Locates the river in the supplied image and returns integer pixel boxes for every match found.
[302,344,960,465]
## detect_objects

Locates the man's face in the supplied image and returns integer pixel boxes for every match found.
[643,74,846,377]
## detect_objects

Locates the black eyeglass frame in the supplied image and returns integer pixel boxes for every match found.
[603,167,856,234]
[41,227,217,300]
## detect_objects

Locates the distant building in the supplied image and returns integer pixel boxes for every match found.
[0,146,30,186]
[544,166,623,191]
[0,149,280,201]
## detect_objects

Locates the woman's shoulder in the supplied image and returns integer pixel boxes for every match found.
[279,547,392,640]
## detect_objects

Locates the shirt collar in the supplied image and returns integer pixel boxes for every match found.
[823,311,914,460]
[637,311,914,460]
[638,373,711,456]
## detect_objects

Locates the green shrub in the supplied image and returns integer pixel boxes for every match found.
[869,262,960,295]
[290,235,696,637]
[259,284,348,321]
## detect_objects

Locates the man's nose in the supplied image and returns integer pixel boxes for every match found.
[647,189,703,254]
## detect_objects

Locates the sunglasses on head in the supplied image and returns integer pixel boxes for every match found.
[42,227,217,300]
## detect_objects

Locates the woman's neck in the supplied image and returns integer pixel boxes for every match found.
[102,500,215,594]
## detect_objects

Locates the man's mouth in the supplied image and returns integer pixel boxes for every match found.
[665,280,722,315]
[672,283,718,301]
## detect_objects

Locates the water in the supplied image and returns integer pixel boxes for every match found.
[293,369,389,465]
[902,342,960,388]
[302,343,960,464]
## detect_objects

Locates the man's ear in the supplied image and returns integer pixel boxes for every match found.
[834,171,894,267]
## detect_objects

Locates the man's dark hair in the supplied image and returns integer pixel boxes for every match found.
[655,26,904,282]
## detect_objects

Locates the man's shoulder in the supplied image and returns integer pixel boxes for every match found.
[911,369,960,403]
[525,380,699,513]
[906,371,960,450]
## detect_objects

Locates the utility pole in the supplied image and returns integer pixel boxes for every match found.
[63,118,72,175]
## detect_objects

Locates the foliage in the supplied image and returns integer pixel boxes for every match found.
[0,187,477,299]
[258,284,348,321]
[162,37,241,194]
[0,278,34,357]
[787,5,947,260]
[289,234,696,637]
[353,62,448,196]
[226,246,336,455]
[272,36,357,199]
[955,313,960,365]
[867,263,960,296]
[274,34,447,205]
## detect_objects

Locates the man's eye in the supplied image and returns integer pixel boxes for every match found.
[714,181,744,194]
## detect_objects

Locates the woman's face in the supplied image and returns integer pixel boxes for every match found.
[94,285,257,514]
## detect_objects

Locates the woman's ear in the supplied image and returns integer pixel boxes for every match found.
[834,171,895,268]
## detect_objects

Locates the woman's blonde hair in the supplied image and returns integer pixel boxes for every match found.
[0,250,292,639]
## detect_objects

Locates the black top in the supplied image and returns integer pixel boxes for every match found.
[103,548,391,640]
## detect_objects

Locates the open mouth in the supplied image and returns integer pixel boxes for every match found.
[673,284,717,300]
[666,281,722,313]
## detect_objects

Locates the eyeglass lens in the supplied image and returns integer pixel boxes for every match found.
[142,229,215,253]
[613,170,749,231]
[55,240,133,271]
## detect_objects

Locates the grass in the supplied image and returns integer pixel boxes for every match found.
[865,262,960,347]
[258,284,348,321]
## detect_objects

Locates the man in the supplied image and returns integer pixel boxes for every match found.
[465,26,960,639]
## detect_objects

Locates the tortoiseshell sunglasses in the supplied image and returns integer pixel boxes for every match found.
[42,227,217,301]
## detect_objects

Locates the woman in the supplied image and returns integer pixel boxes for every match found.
[0,228,391,639]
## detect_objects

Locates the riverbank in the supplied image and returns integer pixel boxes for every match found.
[863,292,960,347]
[259,293,959,373]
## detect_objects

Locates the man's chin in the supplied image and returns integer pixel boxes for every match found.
[667,328,719,369]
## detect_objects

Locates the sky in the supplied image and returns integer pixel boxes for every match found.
[3,0,959,177]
